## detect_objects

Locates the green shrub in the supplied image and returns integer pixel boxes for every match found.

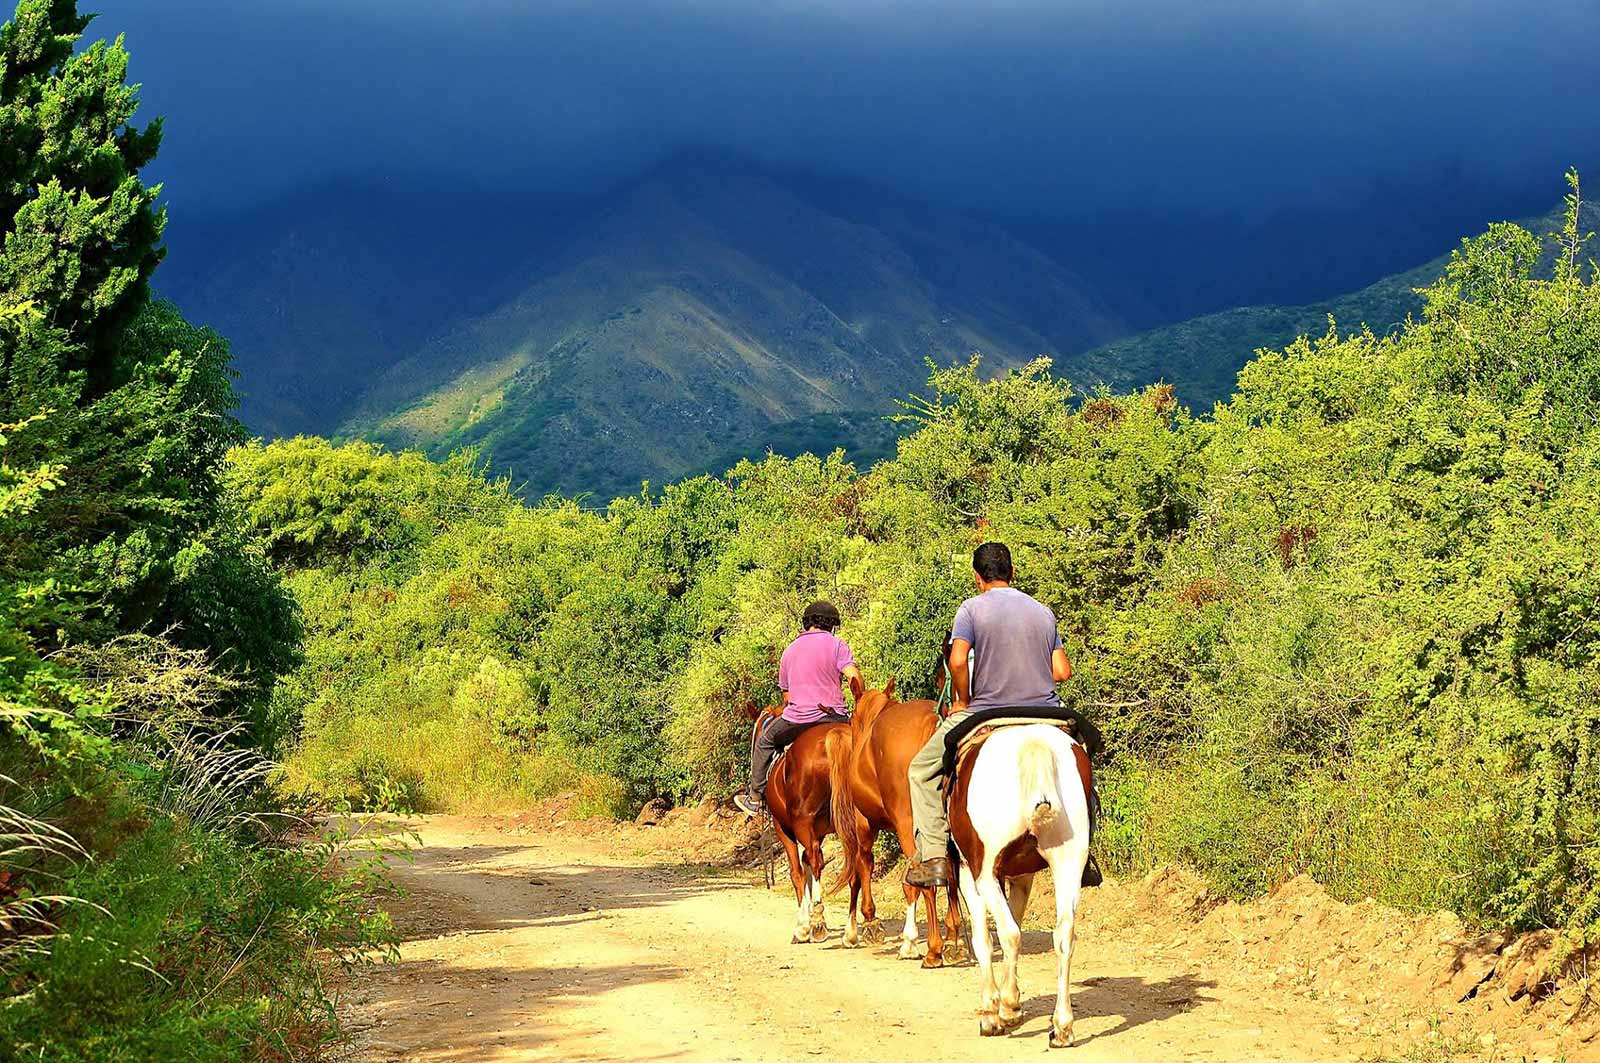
[0,795,395,1063]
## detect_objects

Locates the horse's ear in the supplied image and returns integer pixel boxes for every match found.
[740,697,760,721]
[884,676,896,698]
[849,674,865,702]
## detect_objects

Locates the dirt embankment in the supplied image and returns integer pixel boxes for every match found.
[333,799,1595,1063]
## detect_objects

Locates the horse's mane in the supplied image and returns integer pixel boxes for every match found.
[850,680,896,733]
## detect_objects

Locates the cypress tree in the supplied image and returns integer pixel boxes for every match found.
[0,0,164,393]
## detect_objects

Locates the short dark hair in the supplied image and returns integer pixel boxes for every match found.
[802,600,842,631]
[972,542,1013,582]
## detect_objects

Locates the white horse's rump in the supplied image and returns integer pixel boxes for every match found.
[955,724,1091,1048]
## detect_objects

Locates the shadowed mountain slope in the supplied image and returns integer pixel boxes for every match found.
[1085,196,1600,411]
[342,160,1134,497]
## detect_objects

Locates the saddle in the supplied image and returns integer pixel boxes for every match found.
[751,710,848,775]
[940,705,1102,843]
[940,705,1104,775]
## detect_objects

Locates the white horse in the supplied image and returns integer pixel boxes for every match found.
[951,724,1092,1048]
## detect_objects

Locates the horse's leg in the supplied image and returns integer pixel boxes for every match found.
[943,874,966,964]
[921,884,945,968]
[853,822,882,945]
[1006,871,1036,929]
[804,829,829,943]
[1043,843,1086,1049]
[981,873,1025,1031]
[844,858,861,948]
[778,826,811,945]
[961,862,1003,1036]
[897,882,921,960]
[891,819,923,959]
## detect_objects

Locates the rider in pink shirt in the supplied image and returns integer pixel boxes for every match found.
[736,601,863,816]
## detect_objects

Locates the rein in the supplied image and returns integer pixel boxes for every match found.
[933,635,955,715]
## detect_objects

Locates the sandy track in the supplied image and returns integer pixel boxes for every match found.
[330,814,1488,1063]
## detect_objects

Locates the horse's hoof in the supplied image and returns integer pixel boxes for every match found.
[898,941,921,961]
[792,931,810,945]
[999,1009,1024,1032]
[861,920,885,945]
[920,951,943,970]
[810,925,828,944]
[1049,1022,1074,1048]
[978,1014,1005,1037]
[844,930,860,948]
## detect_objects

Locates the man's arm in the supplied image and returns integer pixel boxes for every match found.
[842,663,864,703]
[948,637,973,715]
[1052,646,1073,682]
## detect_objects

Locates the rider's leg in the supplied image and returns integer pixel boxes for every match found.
[907,712,965,863]
[749,717,802,806]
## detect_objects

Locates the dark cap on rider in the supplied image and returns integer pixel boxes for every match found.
[802,600,842,631]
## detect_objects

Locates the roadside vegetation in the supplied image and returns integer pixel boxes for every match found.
[250,176,1600,954]
[1,5,391,1060]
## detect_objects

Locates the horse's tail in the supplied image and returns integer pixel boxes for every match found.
[1019,733,1060,835]
[824,727,859,896]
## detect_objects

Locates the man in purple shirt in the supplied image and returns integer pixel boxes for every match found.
[735,600,863,817]
[904,542,1075,889]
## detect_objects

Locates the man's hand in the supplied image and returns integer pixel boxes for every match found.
[843,663,864,704]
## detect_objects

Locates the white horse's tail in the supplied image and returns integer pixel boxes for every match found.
[1018,734,1059,834]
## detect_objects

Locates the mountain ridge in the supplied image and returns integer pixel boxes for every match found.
[1085,196,1600,410]
[341,159,1137,497]
[156,154,1596,498]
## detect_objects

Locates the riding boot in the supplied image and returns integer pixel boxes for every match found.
[905,856,952,889]
[1082,852,1103,888]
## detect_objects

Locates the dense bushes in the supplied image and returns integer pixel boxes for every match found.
[1,5,392,1058]
[260,179,1600,950]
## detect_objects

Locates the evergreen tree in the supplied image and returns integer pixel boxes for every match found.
[0,0,297,721]
[0,0,164,394]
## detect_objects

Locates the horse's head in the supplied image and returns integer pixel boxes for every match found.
[741,697,783,722]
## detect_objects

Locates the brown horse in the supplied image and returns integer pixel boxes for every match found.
[756,702,861,945]
[839,680,965,967]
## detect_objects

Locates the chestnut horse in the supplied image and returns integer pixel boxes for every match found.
[839,681,964,967]
[755,702,861,945]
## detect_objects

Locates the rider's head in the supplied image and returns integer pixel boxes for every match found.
[972,542,1014,587]
[802,600,843,632]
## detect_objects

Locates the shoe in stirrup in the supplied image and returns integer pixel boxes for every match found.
[1081,852,1104,888]
[905,856,952,889]
[733,793,765,818]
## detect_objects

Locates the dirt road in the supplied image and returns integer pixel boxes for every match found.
[333,814,1552,1063]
